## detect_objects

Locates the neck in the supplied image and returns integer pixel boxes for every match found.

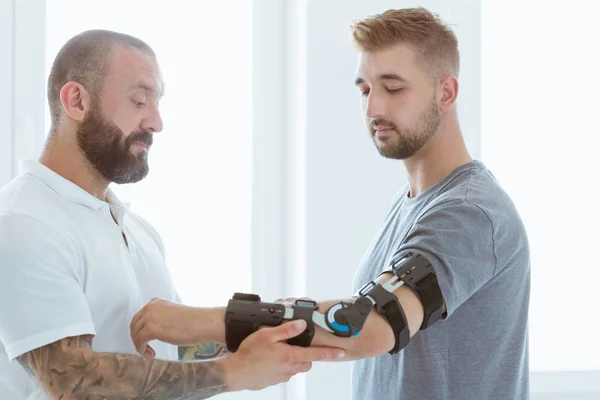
[403,116,472,198]
[39,131,111,202]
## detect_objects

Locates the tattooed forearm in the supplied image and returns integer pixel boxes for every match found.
[178,342,229,362]
[17,335,228,400]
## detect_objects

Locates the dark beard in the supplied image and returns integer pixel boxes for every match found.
[76,104,153,184]
[370,99,441,160]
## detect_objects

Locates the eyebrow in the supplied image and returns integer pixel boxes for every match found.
[131,82,164,98]
[354,73,409,86]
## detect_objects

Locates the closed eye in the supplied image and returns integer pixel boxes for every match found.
[386,88,404,94]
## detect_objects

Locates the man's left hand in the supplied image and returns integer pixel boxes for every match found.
[130,298,208,356]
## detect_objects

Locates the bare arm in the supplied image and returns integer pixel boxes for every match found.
[20,321,343,400]
[132,273,440,363]
[18,335,228,400]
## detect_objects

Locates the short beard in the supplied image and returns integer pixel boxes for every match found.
[370,99,441,160]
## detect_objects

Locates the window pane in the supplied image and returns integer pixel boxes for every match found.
[482,0,600,371]
[45,1,253,308]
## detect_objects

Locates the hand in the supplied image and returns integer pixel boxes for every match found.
[130,298,208,357]
[218,320,345,392]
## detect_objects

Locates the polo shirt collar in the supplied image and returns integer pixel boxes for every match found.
[19,160,126,216]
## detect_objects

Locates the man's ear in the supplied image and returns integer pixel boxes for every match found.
[438,75,459,112]
[59,81,93,122]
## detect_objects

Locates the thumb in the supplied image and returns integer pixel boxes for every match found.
[268,320,306,342]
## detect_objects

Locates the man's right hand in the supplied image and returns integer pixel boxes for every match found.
[218,319,345,392]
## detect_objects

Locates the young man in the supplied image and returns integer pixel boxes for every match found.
[129,8,530,400]
[0,30,344,399]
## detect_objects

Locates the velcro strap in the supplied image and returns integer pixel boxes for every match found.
[380,299,410,354]
[417,273,444,329]
[287,305,315,347]
[225,294,286,352]
[391,251,445,331]
[225,319,258,352]
[362,282,410,355]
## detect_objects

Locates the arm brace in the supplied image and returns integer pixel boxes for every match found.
[224,250,444,354]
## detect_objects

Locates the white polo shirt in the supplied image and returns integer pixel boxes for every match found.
[0,160,180,399]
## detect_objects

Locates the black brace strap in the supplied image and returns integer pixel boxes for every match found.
[225,293,316,352]
[225,293,285,352]
[287,299,318,347]
[389,250,444,330]
[358,281,410,354]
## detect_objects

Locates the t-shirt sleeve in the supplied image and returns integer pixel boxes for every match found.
[0,214,96,361]
[395,199,497,318]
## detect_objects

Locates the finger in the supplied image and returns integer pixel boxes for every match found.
[274,298,284,303]
[266,320,306,342]
[292,345,345,363]
[143,344,156,359]
[295,362,312,373]
[134,331,148,355]
[130,316,146,344]
[135,331,154,356]
[131,319,152,355]
[130,310,144,333]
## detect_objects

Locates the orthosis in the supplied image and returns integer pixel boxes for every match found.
[225,250,444,354]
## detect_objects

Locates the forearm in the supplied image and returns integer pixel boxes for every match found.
[312,285,423,360]
[178,341,229,362]
[193,275,425,361]
[19,336,229,400]
[193,307,227,344]
[204,279,422,361]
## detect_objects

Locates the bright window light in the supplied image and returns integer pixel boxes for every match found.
[482,0,600,372]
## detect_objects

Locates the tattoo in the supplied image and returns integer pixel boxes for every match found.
[17,335,228,400]
[178,342,229,362]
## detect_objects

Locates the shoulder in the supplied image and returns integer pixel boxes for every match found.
[424,163,529,271]
[0,213,80,284]
[0,213,74,251]
[427,162,523,225]
[0,171,75,230]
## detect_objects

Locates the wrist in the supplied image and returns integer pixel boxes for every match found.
[197,306,226,343]
[215,354,243,392]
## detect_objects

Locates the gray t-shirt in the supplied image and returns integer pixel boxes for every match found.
[351,160,530,400]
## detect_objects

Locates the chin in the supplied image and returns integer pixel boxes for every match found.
[379,151,403,160]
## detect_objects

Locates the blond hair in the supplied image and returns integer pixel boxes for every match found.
[351,7,459,79]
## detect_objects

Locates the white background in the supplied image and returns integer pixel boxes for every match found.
[1,0,598,399]
[482,0,600,373]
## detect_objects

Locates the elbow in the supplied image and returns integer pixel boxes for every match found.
[343,337,394,361]
[352,292,423,359]
[365,324,396,357]
[343,323,396,360]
